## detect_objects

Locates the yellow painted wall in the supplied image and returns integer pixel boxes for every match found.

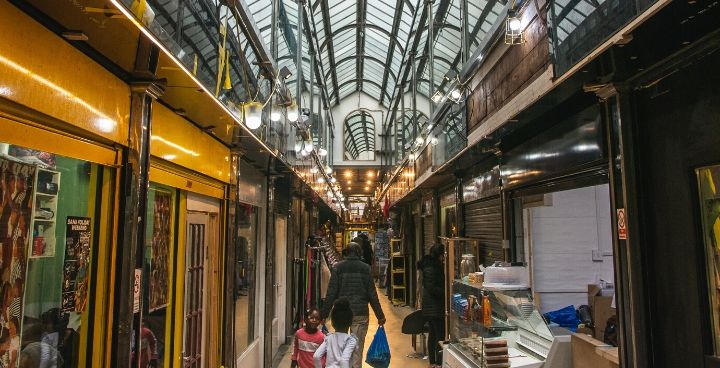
[0,1,130,144]
[151,104,231,184]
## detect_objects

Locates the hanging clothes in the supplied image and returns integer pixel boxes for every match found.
[320,255,331,299]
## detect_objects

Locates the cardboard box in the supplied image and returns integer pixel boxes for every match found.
[588,284,616,341]
[571,333,619,368]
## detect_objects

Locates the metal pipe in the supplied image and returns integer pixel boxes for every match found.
[400,82,405,161]
[461,0,468,64]
[296,0,304,109]
[428,0,434,116]
[411,54,418,142]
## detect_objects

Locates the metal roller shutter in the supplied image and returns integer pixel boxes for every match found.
[464,196,503,265]
[423,215,435,255]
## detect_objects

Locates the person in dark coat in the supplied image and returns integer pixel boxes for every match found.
[421,243,446,368]
[322,242,385,368]
[356,233,373,267]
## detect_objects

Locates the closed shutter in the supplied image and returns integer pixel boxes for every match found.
[464,196,503,265]
[423,215,435,255]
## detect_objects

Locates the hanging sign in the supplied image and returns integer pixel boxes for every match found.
[617,208,627,240]
[62,216,92,312]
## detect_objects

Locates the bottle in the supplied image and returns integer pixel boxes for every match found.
[472,295,482,322]
[482,293,492,327]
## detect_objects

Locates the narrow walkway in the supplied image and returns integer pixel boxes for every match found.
[274,289,429,368]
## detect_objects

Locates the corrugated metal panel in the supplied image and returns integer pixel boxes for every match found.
[464,196,503,265]
[423,215,435,255]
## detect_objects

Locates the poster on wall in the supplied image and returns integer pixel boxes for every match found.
[0,156,36,367]
[62,216,91,313]
[149,192,171,311]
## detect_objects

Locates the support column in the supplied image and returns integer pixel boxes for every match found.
[112,36,164,368]
[602,85,649,368]
[223,147,245,365]
[454,170,465,237]
[410,54,418,141]
[264,170,278,366]
[296,0,304,109]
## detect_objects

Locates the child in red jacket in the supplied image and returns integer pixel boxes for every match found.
[291,308,325,368]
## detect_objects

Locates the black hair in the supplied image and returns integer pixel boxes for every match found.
[330,298,353,332]
[304,307,320,319]
[430,243,444,260]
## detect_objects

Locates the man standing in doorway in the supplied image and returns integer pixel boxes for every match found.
[321,242,386,368]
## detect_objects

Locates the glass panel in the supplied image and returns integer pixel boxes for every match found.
[697,165,720,354]
[142,183,177,368]
[0,142,112,368]
[234,205,258,357]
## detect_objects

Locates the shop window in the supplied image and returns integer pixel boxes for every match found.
[697,165,720,354]
[141,183,177,368]
[233,204,257,357]
[0,143,112,367]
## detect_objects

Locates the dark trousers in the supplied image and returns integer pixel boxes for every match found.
[427,317,445,364]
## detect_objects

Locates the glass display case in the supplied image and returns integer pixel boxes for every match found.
[440,237,568,368]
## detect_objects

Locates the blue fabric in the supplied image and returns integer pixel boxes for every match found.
[543,305,580,332]
[365,326,391,368]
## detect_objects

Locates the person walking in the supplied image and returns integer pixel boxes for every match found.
[314,299,357,368]
[421,243,446,368]
[321,242,386,368]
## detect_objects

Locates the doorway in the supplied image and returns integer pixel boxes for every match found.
[182,210,218,368]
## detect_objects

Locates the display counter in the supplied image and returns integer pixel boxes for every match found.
[440,237,572,368]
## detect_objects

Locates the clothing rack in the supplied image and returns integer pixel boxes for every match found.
[307,236,341,268]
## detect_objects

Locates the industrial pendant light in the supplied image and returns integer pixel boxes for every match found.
[244,101,263,129]
[287,100,299,122]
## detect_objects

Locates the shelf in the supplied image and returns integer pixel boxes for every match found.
[35,192,57,198]
[392,269,405,274]
[33,218,55,223]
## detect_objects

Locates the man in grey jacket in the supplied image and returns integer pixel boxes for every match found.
[321,242,386,368]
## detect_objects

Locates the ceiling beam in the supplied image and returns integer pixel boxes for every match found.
[319,0,341,104]
[379,0,406,106]
[437,0,499,93]
[356,0,366,92]
[415,0,453,93]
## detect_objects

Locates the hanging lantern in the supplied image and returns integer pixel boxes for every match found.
[505,10,525,45]
[243,101,263,129]
[270,103,282,122]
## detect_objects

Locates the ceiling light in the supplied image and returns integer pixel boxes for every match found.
[366,171,374,178]
[310,167,318,174]
[330,177,337,183]
[243,101,263,129]
[450,88,462,101]
[431,90,443,103]
[366,180,372,185]
[325,166,332,174]
[345,170,353,178]
[318,148,328,157]
[364,186,370,191]
[318,177,325,183]
[409,153,417,161]
[348,187,352,190]
[279,66,292,80]
[430,136,439,146]
[347,180,352,185]
[415,136,424,145]
[287,101,299,121]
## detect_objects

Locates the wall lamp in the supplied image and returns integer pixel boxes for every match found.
[505,2,525,45]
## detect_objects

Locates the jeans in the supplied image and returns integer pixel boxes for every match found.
[427,317,445,364]
[349,315,369,368]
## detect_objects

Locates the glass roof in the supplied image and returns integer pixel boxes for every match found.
[244,0,508,107]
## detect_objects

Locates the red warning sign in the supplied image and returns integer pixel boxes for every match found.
[617,208,627,240]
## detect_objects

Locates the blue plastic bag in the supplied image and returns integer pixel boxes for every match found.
[543,305,580,332]
[365,326,391,368]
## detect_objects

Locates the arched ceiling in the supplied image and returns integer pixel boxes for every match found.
[246,0,508,108]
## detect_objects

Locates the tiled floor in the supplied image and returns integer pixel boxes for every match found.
[274,289,430,368]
